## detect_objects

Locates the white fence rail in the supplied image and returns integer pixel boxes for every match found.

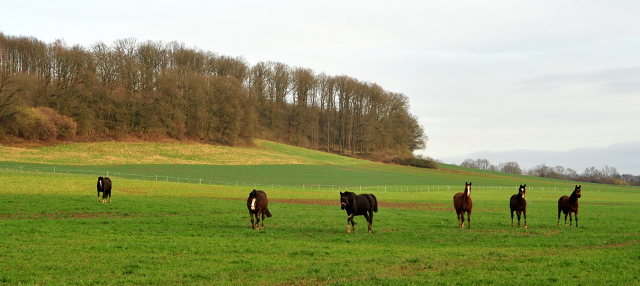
[1,163,632,194]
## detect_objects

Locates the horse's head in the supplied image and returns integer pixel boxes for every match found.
[465,182,472,197]
[519,184,526,198]
[574,185,581,198]
[340,191,350,210]
[97,177,103,188]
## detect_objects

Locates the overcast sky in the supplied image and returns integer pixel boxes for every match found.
[2,1,640,173]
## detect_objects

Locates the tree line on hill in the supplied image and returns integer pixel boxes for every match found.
[0,33,427,160]
[460,158,639,186]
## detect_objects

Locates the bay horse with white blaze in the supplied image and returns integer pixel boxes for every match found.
[97,177,112,203]
[247,189,272,229]
[510,184,527,228]
[340,191,378,233]
[453,182,473,229]
[558,185,581,228]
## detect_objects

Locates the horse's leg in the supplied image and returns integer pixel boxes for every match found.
[457,211,462,228]
[255,211,261,230]
[564,212,568,227]
[364,213,372,233]
[523,209,527,228]
[575,209,579,228]
[261,211,265,229]
[557,208,561,227]
[250,211,255,229]
[516,210,521,228]
[347,214,354,234]
[460,211,465,229]
[511,210,514,226]
[98,191,101,203]
[467,211,471,229]
[569,211,573,228]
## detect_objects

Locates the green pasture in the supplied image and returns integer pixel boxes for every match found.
[1,170,639,285]
[0,141,639,285]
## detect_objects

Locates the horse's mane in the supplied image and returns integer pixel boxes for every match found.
[342,191,356,197]
[570,187,580,199]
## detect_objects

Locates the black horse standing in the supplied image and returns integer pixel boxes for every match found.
[510,184,527,228]
[247,190,272,229]
[340,191,378,234]
[97,177,112,203]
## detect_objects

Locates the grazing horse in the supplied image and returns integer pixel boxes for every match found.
[558,185,582,228]
[453,182,473,229]
[510,184,527,228]
[247,189,272,229]
[96,177,112,203]
[340,191,378,233]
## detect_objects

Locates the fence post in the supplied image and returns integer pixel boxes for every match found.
[54,167,55,174]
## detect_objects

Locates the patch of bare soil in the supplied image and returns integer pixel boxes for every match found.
[268,198,450,211]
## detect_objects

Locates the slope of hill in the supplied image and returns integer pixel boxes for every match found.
[0,139,365,166]
[1,140,634,192]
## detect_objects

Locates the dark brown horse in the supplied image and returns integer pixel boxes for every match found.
[340,191,378,233]
[510,184,527,228]
[558,185,581,228]
[96,177,112,203]
[453,182,473,229]
[247,189,272,229]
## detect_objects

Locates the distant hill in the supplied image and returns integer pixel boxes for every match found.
[441,141,640,175]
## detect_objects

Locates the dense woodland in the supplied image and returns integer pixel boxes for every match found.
[0,33,427,159]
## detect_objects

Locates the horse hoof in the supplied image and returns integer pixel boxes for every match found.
[525,225,528,229]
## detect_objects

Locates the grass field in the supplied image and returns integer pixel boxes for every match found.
[1,141,639,285]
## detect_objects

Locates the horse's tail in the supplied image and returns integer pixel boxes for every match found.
[264,208,272,218]
[370,194,378,213]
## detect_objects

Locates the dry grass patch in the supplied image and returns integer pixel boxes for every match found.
[0,141,326,165]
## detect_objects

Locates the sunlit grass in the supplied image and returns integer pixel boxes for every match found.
[0,139,367,166]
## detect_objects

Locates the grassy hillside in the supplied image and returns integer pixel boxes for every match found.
[1,140,633,192]
[0,140,364,166]
[1,141,639,284]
